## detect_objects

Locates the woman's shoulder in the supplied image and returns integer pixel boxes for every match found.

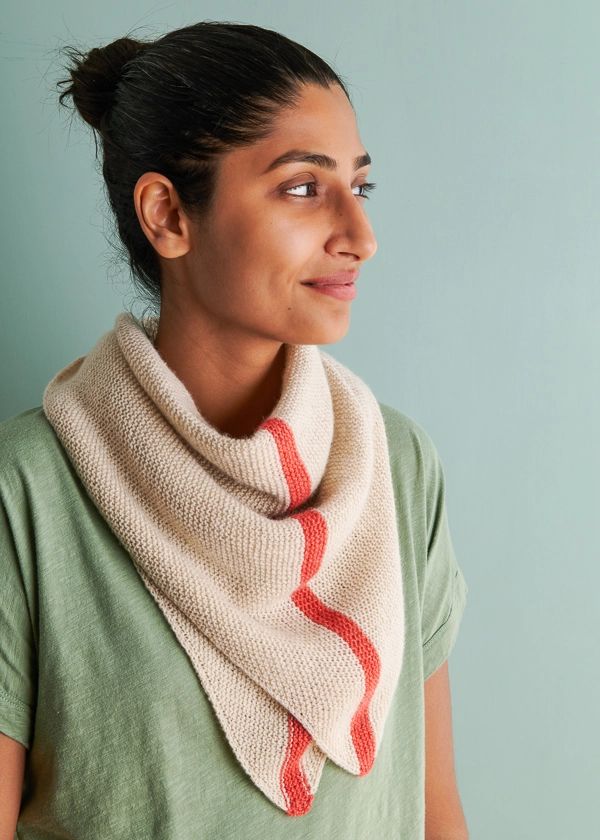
[377,401,441,476]
[0,407,63,496]
[0,405,57,453]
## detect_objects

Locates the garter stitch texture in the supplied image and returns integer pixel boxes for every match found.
[42,311,405,815]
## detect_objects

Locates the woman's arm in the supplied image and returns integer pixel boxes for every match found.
[0,732,25,840]
[424,660,469,840]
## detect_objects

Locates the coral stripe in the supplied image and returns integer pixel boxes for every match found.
[279,714,314,816]
[291,564,380,775]
[260,417,312,509]
[264,416,382,813]
[292,508,327,584]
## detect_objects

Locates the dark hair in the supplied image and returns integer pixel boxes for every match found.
[56,21,352,314]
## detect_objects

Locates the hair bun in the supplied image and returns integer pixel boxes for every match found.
[59,37,147,131]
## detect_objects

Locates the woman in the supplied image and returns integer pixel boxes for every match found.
[0,21,469,839]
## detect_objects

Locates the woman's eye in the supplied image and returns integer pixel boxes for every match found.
[353,181,376,199]
[285,182,319,197]
[284,181,377,199]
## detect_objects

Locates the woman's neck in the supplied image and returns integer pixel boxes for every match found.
[153,312,288,439]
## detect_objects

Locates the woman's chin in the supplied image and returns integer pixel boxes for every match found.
[296,318,351,346]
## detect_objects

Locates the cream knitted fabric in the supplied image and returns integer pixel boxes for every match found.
[42,311,405,816]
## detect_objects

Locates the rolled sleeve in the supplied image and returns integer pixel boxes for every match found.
[0,495,36,747]
[419,436,469,680]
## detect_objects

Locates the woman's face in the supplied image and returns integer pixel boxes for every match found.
[163,82,377,347]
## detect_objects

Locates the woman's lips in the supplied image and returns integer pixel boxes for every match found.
[303,282,357,301]
[302,270,359,286]
[300,269,359,299]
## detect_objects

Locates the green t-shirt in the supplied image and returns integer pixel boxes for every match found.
[0,402,467,840]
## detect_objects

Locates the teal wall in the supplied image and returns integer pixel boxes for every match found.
[2,2,599,836]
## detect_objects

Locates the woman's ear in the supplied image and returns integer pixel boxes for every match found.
[133,172,192,259]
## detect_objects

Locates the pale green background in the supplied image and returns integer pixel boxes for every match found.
[1,2,599,837]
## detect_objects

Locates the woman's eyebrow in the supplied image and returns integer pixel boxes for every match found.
[262,149,371,174]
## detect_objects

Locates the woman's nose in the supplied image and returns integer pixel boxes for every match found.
[326,191,378,262]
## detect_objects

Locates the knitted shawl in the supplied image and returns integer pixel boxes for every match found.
[42,311,405,816]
